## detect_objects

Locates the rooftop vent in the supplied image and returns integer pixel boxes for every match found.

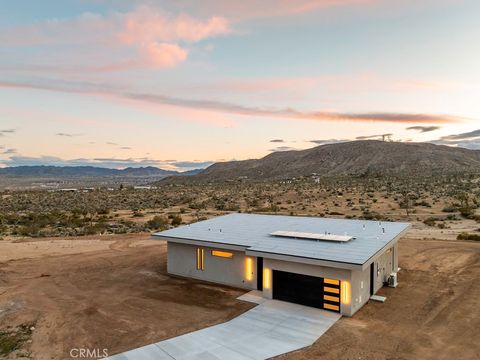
[270,230,353,242]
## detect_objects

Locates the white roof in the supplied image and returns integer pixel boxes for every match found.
[154,213,410,266]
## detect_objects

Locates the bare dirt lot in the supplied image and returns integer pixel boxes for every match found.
[0,234,252,359]
[1,233,479,360]
[280,237,480,360]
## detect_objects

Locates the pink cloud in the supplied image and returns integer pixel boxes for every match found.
[118,7,230,44]
[139,42,188,68]
[0,80,461,125]
[0,6,230,71]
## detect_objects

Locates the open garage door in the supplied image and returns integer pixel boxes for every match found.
[272,270,341,312]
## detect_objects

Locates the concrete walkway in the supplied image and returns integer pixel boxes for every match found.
[106,292,341,360]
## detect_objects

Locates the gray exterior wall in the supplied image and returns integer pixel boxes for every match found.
[166,240,399,317]
[350,266,371,315]
[372,244,396,294]
[167,242,257,290]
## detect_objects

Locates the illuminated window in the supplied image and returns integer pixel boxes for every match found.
[324,278,340,285]
[211,250,233,259]
[196,248,204,270]
[324,295,339,302]
[323,278,341,313]
[324,303,339,311]
[324,286,340,294]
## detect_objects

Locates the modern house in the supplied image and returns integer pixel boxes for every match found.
[153,213,410,316]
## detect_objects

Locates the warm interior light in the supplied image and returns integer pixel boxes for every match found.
[201,248,204,270]
[341,281,351,305]
[324,286,339,294]
[263,268,271,289]
[324,294,339,302]
[211,250,233,258]
[245,257,253,281]
[324,278,340,285]
[324,303,339,311]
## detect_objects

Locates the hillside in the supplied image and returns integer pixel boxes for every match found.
[175,141,480,182]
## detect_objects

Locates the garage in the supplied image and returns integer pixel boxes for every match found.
[272,270,341,312]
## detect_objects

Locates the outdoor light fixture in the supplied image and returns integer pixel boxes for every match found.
[341,281,351,305]
[245,257,253,281]
[263,268,271,289]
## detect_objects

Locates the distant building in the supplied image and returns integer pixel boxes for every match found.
[154,213,410,316]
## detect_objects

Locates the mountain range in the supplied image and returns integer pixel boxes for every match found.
[177,140,480,182]
[0,165,202,177]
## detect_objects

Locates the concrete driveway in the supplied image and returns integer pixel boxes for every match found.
[107,292,341,360]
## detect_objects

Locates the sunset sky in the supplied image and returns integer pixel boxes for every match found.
[0,0,479,170]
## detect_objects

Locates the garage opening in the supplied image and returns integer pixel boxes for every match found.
[272,270,341,312]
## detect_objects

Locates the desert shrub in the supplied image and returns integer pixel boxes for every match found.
[457,232,480,241]
[171,214,182,226]
[147,215,168,230]
[459,207,475,219]
[442,206,457,213]
[415,200,431,207]
[437,222,446,229]
[132,210,144,217]
[423,217,437,227]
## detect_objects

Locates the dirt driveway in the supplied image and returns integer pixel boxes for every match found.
[1,234,479,360]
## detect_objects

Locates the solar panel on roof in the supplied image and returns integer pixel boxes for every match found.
[270,230,353,242]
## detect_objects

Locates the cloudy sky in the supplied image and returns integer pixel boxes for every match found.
[0,0,479,170]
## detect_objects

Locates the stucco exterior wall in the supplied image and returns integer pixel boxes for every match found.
[372,245,396,294]
[350,266,371,315]
[167,241,257,290]
[166,240,399,317]
[262,258,354,316]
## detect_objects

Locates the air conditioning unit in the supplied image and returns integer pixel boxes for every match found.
[387,273,398,288]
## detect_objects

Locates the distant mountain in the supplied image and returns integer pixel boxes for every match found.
[0,165,202,178]
[170,141,480,182]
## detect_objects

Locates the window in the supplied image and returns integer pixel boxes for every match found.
[196,247,204,270]
[211,250,233,258]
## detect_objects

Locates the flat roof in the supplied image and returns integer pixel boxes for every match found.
[154,213,410,266]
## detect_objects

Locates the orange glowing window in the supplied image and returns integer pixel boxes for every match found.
[324,303,339,311]
[324,278,340,285]
[324,287,340,294]
[324,295,340,302]
[211,250,233,259]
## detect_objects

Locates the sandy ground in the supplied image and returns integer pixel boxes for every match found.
[1,232,479,359]
[278,237,480,360]
[0,235,252,360]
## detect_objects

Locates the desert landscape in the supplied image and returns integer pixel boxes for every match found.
[1,169,480,359]
[2,1,479,358]
[1,229,479,359]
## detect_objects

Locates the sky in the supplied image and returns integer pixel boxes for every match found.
[0,0,479,170]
